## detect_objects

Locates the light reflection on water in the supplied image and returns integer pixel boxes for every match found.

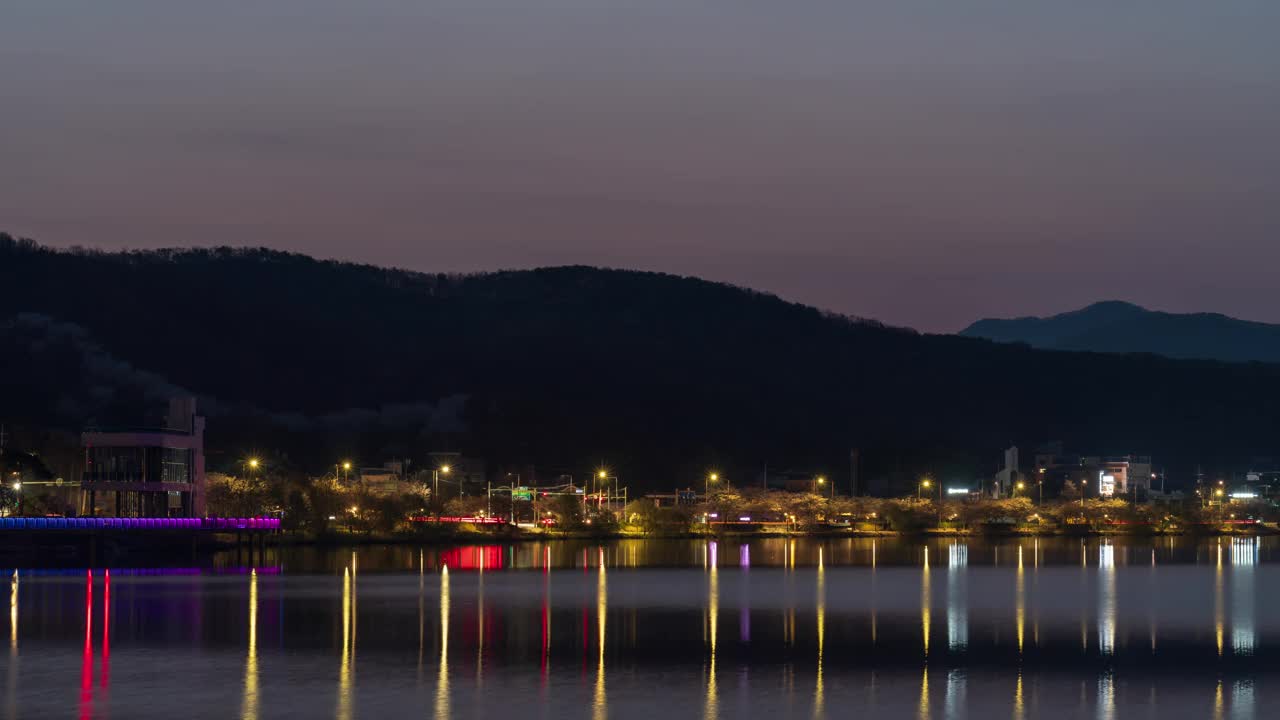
[2,536,1279,719]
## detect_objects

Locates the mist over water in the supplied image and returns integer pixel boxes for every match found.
[2,536,1277,718]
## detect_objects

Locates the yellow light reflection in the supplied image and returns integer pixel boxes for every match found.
[705,543,719,720]
[1212,679,1223,720]
[337,566,353,720]
[241,570,259,720]
[1013,672,1024,720]
[814,547,825,719]
[917,665,929,720]
[871,540,878,646]
[8,569,15,651]
[1215,541,1224,657]
[921,547,930,658]
[436,566,450,720]
[594,548,607,720]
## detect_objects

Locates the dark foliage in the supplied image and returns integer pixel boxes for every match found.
[2,232,1278,492]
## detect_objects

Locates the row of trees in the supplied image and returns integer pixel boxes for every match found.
[205,471,1280,537]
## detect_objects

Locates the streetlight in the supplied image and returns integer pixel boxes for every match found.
[596,469,619,512]
[815,475,832,499]
[918,478,932,500]
[433,465,452,517]
[248,458,260,470]
[706,472,719,500]
[1016,481,1026,498]
[1081,478,1088,507]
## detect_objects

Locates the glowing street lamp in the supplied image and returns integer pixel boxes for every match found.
[594,469,620,511]
[706,472,719,500]
[815,475,831,499]
[918,478,932,500]
[433,465,452,516]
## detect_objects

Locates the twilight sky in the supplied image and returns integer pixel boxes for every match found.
[3,1,1279,332]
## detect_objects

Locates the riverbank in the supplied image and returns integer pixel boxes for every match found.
[3,520,1274,567]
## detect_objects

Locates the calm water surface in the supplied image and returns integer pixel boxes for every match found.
[2,537,1276,719]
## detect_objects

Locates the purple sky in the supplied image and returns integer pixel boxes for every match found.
[3,1,1279,332]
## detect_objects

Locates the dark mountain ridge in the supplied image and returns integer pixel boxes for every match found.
[962,301,1280,364]
[2,233,1278,490]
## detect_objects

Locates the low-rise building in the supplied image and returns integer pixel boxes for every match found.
[1033,444,1154,500]
[81,397,206,517]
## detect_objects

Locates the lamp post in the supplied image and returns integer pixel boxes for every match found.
[1081,478,1087,507]
[919,478,932,500]
[11,479,21,517]
[706,472,719,501]
[815,475,831,498]
[433,465,452,518]
[597,470,618,512]
[1038,468,1045,505]
[1016,481,1025,498]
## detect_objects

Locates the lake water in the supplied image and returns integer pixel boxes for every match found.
[2,536,1276,719]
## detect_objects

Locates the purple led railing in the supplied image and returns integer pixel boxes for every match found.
[0,517,281,531]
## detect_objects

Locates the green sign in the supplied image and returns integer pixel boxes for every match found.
[512,487,533,501]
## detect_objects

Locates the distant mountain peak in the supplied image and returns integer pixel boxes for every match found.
[1076,300,1146,313]
[961,302,1280,364]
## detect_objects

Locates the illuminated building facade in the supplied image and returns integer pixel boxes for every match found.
[80,397,206,517]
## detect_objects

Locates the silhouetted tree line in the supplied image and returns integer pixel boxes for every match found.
[2,232,1280,494]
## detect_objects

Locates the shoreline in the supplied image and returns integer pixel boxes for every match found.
[2,523,1273,567]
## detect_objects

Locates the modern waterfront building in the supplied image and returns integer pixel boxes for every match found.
[80,397,206,517]
[1032,443,1154,500]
